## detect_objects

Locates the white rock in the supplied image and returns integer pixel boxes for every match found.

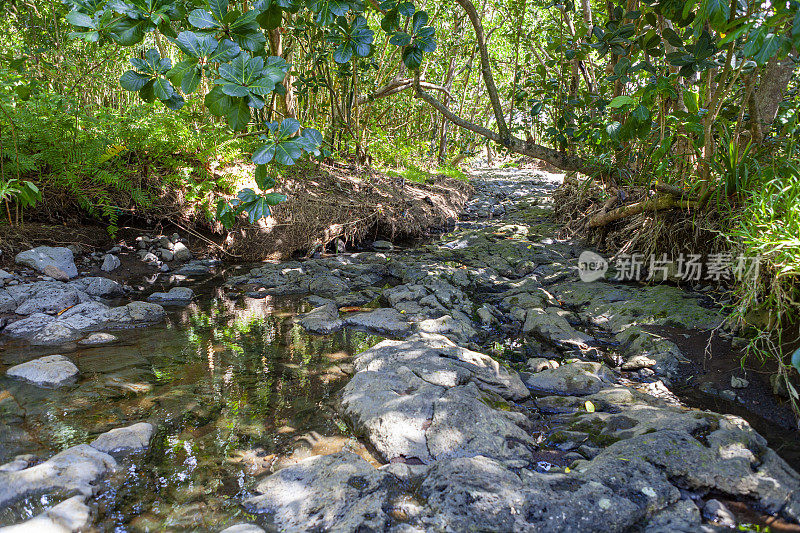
[90,422,154,455]
[6,355,79,388]
[172,242,191,261]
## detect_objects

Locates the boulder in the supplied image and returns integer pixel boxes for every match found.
[15,246,78,278]
[244,452,396,531]
[90,422,153,455]
[344,308,411,337]
[172,242,192,261]
[2,313,55,339]
[6,355,80,388]
[0,495,92,532]
[309,275,350,297]
[78,332,118,346]
[43,265,70,281]
[147,287,194,305]
[522,361,613,396]
[298,303,343,334]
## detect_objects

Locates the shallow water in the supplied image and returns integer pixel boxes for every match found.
[0,284,383,530]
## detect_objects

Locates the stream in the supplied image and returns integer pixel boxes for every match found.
[1,167,799,532]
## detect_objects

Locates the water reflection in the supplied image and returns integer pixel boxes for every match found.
[0,288,383,530]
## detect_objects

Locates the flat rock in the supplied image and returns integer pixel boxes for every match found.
[244,452,396,531]
[43,265,70,281]
[15,246,78,278]
[0,444,116,507]
[147,287,194,305]
[219,525,266,533]
[298,303,343,334]
[78,332,118,346]
[6,355,80,388]
[523,307,593,349]
[522,361,613,396]
[90,422,153,455]
[344,307,411,337]
[2,313,56,339]
[309,275,350,297]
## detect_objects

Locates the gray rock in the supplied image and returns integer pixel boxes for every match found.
[2,313,55,339]
[245,452,396,531]
[730,376,749,389]
[645,499,702,532]
[106,301,165,326]
[522,361,613,396]
[344,307,411,337]
[0,495,92,532]
[101,254,121,272]
[30,322,82,346]
[309,275,350,297]
[81,276,124,298]
[0,444,116,507]
[416,314,478,344]
[523,307,593,349]
[78,332,118,346]
[0,269,13,280]
[6,355,79,388]
[14,286,82,315]
[372,240,394,251]
[0,289,16,313]
[159,248,174,262]
[298,303,343,334]
[341,334,530,464]
[172,242,192,261]
[147,287,194,305]
[90,422,153,455]
[15,246,78,278]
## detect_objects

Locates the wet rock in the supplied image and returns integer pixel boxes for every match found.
[0,444,116,507]
[245,452,396,531]
[172,242,192,261]
[90,422,153,455]
[78,332,118,346]
[522,361,613,396]
[106,301,165,326]
[730,376,749,389]
[344,308,411,337]
[15,246,78,278]
[526,357,559,372]
[101,254,121,272]
[219,525,266,533]
[77,276,125,298]
[51,302,110,331]
[702,499,736,527]
[615,327,684,379]
[6,355,79,388]
[0,495,92,532]
[147,287,194,305]
[298,303,343,335]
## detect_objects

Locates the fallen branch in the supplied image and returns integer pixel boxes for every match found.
[587,195,699,228]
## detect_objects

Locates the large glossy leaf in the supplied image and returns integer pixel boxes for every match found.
[252,141,277,164]
[175,31,218,57]
[108,18,152,46]
[205,86,233,117]
[273,139,303,165]
[255,165,277,190]
[120,70,151,91]
[227,99,250,130]
[153,77,174,100]
[402,45,423,69]
[66,11,94,28]
[188,9,220,29]
[277,118,300,138]
[209,0,228,20]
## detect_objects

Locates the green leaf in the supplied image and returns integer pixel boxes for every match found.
[402,45,423,69]
[227,99,250,130]
[263,192,286,205]
[66,11,94,28]
[205,86,234,117]
[390,32,411,46]
[153,77,174,100]
[181,66,201,94]
[699,0,729,30]
[683,89,699,114]
[333,43,353,63]
[606,121,622,140]
[216,199,236,228]
[120,70,151,91]
[252,142,277,164]
[411,10,428,33]
[277,117,300,138]
[397,1,414,16]
[139,80,156,102]
[108,18,152,46]
[754,33,782,65]
[188,9,220,29]
[661,27,684,48]
[609,95,635,108]
[221,82,250,97]
[274,139,302,165]
[792,347,800,374]
[209,0,228,20]
[208,39,240,62]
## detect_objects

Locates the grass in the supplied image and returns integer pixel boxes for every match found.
[384,163,469,184]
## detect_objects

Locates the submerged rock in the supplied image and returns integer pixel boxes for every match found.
[0,445,116,507]
[0,495,92,532]
[15,246,78,278]
[6,355,80,388]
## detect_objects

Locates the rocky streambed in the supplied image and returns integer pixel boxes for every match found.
[1,167,799,532]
